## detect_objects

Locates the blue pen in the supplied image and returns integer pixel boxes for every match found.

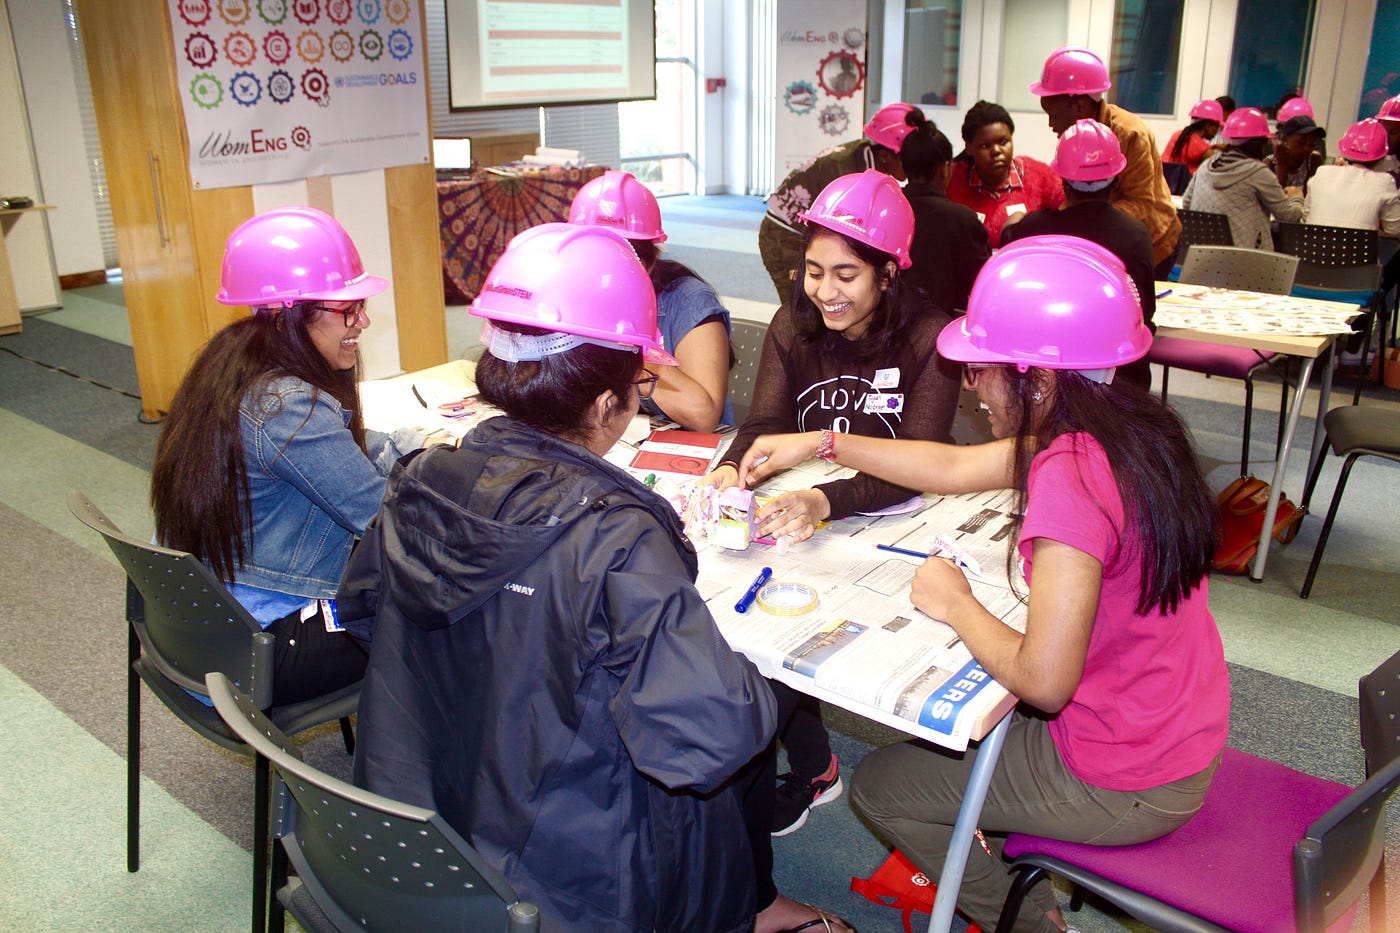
[735,567,772,613]
[1156,288,1173,298]
[875,543,930,560]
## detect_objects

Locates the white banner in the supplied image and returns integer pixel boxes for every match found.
[773,0,869,180]
[167,0,431,190]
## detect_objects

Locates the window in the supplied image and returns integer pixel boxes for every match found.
[999,0,1067,112]
[1357,0,1400,121]
[903,0,961,107]
[1109,0,1184,115]
[1227,0,1315,113]
[618,0,694,194]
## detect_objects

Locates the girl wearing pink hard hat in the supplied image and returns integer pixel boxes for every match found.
[738,236,1226,933]
[1304,119,1400,235]
[709,170,961,852]
[151,206,408,703]
[1183,106,1305,250]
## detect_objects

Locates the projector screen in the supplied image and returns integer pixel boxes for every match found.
[445,0,657,111]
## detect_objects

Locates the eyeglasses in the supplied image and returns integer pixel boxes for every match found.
[311,300,367,328]
[631,369,660,399]
[963,363,995,389]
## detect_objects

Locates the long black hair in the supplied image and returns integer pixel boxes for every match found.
[631,239,711,294]
[151,304,366,583]
[788,226,920,364]
[995,367,1217,615]
[1169,118,1215,162]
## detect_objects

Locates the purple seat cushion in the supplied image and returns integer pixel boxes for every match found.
[1149,336,1275,380]
[1003,748,1351,933]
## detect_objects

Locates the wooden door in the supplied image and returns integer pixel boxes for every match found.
[76,0,250,419]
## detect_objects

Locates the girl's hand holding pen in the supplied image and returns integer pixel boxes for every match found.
[910,555,980,629]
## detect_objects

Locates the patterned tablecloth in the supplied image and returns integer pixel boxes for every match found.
[437,165,607,304]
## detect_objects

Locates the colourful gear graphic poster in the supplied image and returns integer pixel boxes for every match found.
[168,0,430,189]
[773,0,868,183]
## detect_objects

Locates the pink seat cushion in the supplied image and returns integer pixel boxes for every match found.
[1149,336,1275,380]
[1003,748,1351,933]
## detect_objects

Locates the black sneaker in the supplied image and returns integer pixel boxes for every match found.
[771,754,843,836]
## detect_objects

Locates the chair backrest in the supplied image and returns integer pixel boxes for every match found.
[1294,752,1400,932]
[1360,647,1400,777]
[1275,222,1382,293]
[1179,245,1299,295]
[728,319,768,426]
[67,489,271,706]
[207,672,539,932]
[1176,209,1234,262]
[1162,162,1192,196]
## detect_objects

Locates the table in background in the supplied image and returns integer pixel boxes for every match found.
[0,203,57,335]
[1153,282,1361,582]
[436,166,607,304]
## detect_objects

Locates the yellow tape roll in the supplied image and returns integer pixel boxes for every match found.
[755,581,819,616]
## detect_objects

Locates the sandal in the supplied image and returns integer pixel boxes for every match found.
[779,911,859,933]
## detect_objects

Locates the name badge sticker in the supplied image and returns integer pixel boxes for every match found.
[871,367,900,389]
[864,393,904,414]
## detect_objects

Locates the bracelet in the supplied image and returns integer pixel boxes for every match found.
[815,428,838,463]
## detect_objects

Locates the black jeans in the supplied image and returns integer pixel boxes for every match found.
[266,606,368,704]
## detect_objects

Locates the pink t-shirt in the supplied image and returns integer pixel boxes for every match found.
[1017,433,1229,791]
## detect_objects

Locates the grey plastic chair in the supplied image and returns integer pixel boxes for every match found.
[1174,209,1234,264]
[1297,406,1400,598]
[728,319,769,426]
[1150,245,1300,474]
[67,490,359,933]
[1358,648,1400,933]
[207,672,541,933]
[1275,222,1383,404]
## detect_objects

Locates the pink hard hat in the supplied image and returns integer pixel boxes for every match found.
[1029,47,1111,97]
[217,206,389,307]
[1376,93,1400,122]
[1337,118,1390,162]
[1189,99,1225,122]
[567,169,667,242]
[469,223,676,366]
[937,235,1150,372]
[797,170,915,269]
[864,102,921,153]
[1051,119,1127,182]
[1277,97,1314,122]
[1223,106,1271,141]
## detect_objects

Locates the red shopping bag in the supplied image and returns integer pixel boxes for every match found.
[850,849,982,933]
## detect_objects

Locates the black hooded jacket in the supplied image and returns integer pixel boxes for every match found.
[339,416,777,932]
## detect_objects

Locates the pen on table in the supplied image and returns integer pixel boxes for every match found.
[875,543,930,560]
[734,567,772,613]
[411,383,429,408]
[1155,289,1173,299]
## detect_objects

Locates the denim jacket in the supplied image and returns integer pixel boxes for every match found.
[235,376,389,598]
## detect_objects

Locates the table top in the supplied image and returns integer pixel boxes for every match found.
[1153,280,1363,358]
[0,203,56,217]
[362,359,1018,750]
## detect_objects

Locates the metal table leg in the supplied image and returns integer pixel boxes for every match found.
[1249,352,1321,581]
[927,712,1012,933]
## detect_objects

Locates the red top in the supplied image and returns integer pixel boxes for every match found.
[946,155,1065,246]
[1162,130,1212,172]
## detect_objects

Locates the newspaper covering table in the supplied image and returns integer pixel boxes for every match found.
[692,486,1024,751]
[361,360,1022,751]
